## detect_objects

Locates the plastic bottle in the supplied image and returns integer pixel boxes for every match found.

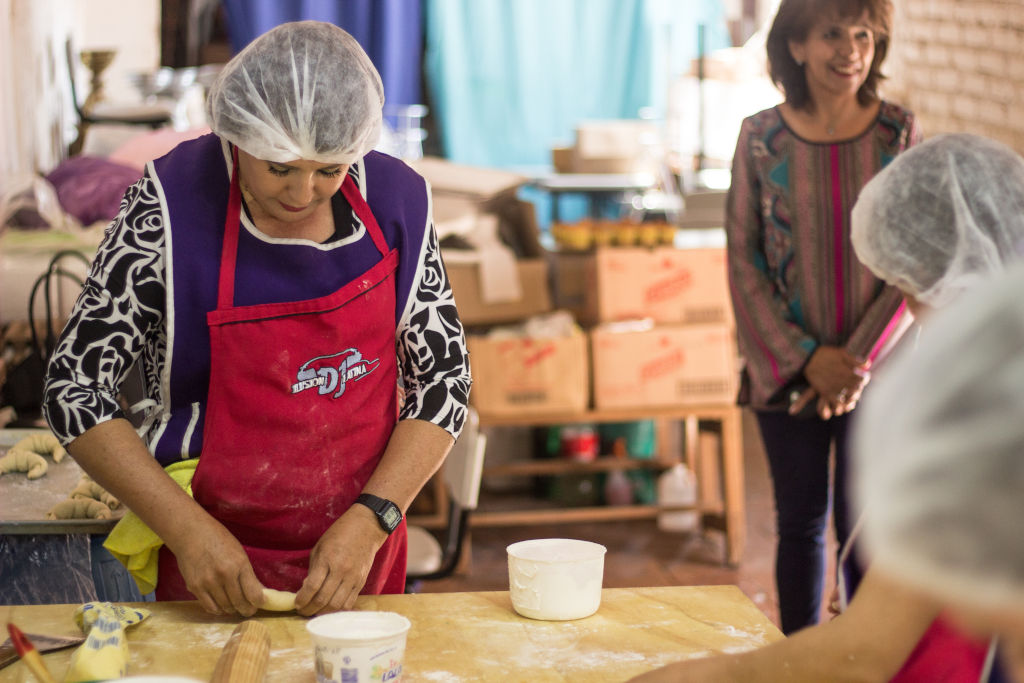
[656,464,699,532]
[604,469,634,506]
[604,438,634,506]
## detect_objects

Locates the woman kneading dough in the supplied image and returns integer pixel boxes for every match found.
[42,21,472,617]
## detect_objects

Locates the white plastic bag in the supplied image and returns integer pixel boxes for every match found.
[0,173,79,232]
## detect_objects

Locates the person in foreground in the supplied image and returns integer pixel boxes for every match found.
[853,262,1024,682]
[629,133,1024,681]
[42,21,471,617]
[726,0,919,636]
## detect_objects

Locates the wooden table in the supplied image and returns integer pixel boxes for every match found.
[1,586,781,682]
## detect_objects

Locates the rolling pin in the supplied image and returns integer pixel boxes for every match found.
[210,620,270,683]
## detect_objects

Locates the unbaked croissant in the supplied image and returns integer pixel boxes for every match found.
[0,448,48,479]
[71,477,120,509]
[12,432,67,463]
[46,498,112,520]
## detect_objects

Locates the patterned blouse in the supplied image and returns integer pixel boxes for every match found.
[727,102,922,409]
[43,154,472,451]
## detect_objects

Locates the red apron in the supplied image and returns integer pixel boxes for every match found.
[156,154,406,599]
[890,614,988,682]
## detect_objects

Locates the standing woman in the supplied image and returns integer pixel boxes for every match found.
[43,21,471,617]
[726,0,920,634]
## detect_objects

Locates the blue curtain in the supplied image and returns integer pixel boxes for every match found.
[423,0,730,169]
[220,0,423,109]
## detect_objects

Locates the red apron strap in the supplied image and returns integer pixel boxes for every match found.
[340,174,389,257]
[217,147,243,310]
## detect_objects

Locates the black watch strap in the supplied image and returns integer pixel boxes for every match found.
[355,493,403,534]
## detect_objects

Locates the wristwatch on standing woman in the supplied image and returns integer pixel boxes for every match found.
[355,493,403,534]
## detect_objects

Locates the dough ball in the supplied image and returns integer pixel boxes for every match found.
[260,588,297,612]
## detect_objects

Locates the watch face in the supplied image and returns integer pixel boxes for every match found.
[382,505,402,530]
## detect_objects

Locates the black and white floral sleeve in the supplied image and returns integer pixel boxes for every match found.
[396,225,472,439]
[42,173,167,445]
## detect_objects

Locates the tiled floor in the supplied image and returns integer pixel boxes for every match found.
[415,410,841,629]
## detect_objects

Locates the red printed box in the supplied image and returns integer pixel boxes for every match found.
[590,324,737,409]
[467,331,589,416]
[552,246,733,326]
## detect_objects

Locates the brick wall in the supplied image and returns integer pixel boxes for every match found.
[884,0,1024,153]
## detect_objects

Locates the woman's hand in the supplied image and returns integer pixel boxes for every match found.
[792,347,870,418]
[169,516,265,617]
[804,346,868,396]
[826,585,843,618]
[788,383,865,419]
[832,381,866,416]
[295,505,388,616]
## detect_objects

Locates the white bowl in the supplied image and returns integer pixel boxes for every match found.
[507,538,607,620]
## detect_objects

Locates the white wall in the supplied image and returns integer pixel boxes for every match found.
[0,0,159,176]
[71,0,161,105]
[0,0,75,176]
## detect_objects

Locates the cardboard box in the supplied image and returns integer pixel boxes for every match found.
[413,156,545,259]
[411,156,526,208]
[575,120,658,157]
[468,331,589,416]
[646,247,733,325]
[446,257,552,326]
[678,191,727,229]
[551,146,574,174]
[590,324,737,409]
[571,120,660,175]
[553,248,648,323]
[552,246,733,326]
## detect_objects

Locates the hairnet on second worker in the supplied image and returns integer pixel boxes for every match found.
[853,262,1024,609]
[206,20,384,165]
[851,133,1024,307]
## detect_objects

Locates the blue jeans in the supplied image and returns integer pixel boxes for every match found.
[91,535,154,602]
[756,410,854,634]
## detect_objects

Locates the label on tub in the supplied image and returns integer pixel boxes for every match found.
[315,644,402,683]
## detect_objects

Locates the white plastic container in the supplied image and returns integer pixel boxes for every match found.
[507,538,607,621]
[306,611,411,683]
[656,463,699,532]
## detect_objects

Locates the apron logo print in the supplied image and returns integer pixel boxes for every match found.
[291,349,381,398]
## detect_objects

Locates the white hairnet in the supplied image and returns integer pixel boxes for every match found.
[851,133,1024,308]
[853,262,1024,609]
[206,21,384,164]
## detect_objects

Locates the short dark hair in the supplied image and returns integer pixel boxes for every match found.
[766,0,893,110]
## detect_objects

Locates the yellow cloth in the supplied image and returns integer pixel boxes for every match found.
[64,602,150,682]
[103,459,198,595]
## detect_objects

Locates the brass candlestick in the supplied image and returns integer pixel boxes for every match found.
[79,49,116,112]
